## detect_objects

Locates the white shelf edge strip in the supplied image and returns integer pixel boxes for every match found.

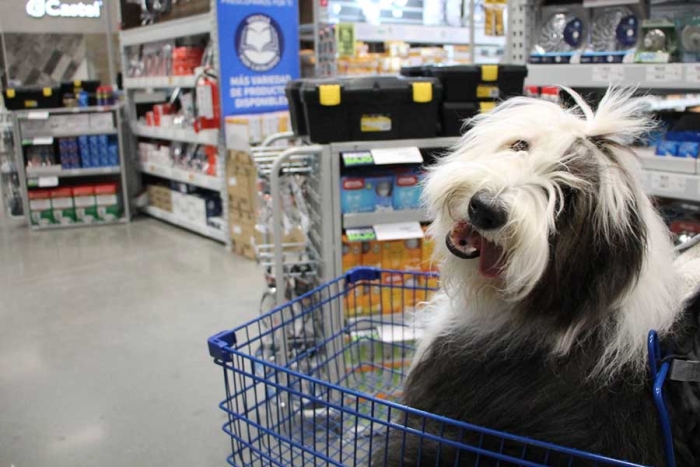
[138,163,222,190]
[119,13,212,46]
[143,205,225,242]
[132,124,218,145]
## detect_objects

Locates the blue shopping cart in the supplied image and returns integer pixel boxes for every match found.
[208,268,677,467]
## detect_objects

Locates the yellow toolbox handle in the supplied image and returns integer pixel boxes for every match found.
[412,82,433,103]
[319,84,341,106]
[480,101,496,112]
[481,65,498,82]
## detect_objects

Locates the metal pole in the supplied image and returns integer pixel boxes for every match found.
[469,0,476,64]
[104,1,116,85]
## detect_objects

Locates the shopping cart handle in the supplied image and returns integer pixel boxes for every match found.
[345,267,382,284]
[208,329,237,362]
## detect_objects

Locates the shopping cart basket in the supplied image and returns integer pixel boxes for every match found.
[208,267,677,467]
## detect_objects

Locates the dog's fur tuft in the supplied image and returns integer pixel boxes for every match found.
[374,88,685,466]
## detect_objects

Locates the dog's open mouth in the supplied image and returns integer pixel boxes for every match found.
[445,221,504,278]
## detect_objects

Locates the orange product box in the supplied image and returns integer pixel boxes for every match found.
[342,235,362,272]
[361,240,382,268]
[381,271,405,315]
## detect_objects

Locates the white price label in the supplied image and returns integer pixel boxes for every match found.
[32,137,54,146]
[38,176,58,187]
[651,173,686,193]
[370,147,423,165]
[373,221,425,241]
[686,65,700,84]
[591,65,624,83]
[27,111,49,120]
[646,64,683,83]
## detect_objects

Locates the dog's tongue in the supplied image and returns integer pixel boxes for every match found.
[479,238,504,278]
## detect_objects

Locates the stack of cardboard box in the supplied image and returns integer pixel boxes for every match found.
[147,185,172,212]
[227,150,262,259]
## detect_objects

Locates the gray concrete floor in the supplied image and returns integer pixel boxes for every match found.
[0,217,263,467]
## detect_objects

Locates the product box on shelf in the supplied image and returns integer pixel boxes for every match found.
[529,5,588,64]
[224,111,290,146]
[341,174,394,214]
[298,76,442,143]
[94,183,121,221]
[342,234,362,272]
[635,19,678,63]
[50,187,76,224]
[2,86,61,110]
[72,186,98,223]
[147,185,173,212]
[393,168,424,211]
[426,65,528,102]
[28,189,54,226]
[230,219,264,260]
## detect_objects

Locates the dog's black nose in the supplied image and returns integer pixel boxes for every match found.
[468,191,507,230]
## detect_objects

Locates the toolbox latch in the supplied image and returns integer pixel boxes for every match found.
[319,84,341,106]
[481,65,498,82]
[42,87,52,97]
[6,88,15,98]
[412,82,433,103]
[480,101,496,112]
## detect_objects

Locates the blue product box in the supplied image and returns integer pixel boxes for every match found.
[340,174,394,214]
[98,135,108,145]
[393,169,424,210]
[678,142,700,158]
[656,141,679,157]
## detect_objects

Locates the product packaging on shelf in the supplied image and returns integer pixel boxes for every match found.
[340,174,395,214]
[530,5,588,64]
[581,5,642,64]
[224,111,291,146]
[94,183,121,221]
[72,186,98,223]
[393,168,424,211]
[146,185,173,212]
[227,150,261,259]
[28,190,54,226]
[677,17,700,63]
[635,19,679,63]
[51,187,77,224]
[343,235,364,314]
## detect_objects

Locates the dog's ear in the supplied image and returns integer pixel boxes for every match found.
[560,86,654,144]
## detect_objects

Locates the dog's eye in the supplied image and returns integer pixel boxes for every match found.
[510,140,529,152]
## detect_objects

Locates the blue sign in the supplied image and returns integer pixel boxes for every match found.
[217,0,299,116]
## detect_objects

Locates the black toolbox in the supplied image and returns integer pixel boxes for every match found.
[441,102,479,137]
[403,64,528,102]
[299,76,442,143]
[285,80,307,137]
[3,86,62,110]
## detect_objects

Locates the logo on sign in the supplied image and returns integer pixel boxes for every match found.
[343,179,365,190]
[235,14,283,72]
[396,175,418,186]
[26,0,102,18]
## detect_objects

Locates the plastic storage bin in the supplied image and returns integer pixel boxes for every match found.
[300,76,442,143]
[429,65,528,102]
[3,86,62,110]
[207,267,677,467]
[442,101,479,136]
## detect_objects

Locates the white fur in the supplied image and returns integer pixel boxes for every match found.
[416,88,682,377]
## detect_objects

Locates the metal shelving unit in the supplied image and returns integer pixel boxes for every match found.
[0,111,22,219]
[12,106,131,230]
[119,2,229,247]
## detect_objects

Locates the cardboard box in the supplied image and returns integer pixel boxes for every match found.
[50,187,76,224]
[28,189,54,226]
[342,235,362,272]
[229,206,255,223]
[226,151,257,212]
[94,183,121,221]
[230,219,264,260]
[381,271,405,315]
[72,185,98,223]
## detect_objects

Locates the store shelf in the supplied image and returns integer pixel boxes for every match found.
[639,148,697,175]
[25,166,121,178]
[30,218,128,231]
[123,75,198,89]
[343,209,431,228]
[132,124,218,145]
[21,128,117,142]
[138,162,222,190]
[14,105,120,117]
[143,205,225,242]
[119,13,212,46]
[526,63,700,90]
[642,170,700,202]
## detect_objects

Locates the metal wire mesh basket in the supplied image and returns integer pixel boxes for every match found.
[208,268,675,467]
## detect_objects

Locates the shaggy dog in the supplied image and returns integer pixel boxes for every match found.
[371,88,693,466]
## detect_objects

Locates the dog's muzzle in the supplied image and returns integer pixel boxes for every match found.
[445,192,507,278]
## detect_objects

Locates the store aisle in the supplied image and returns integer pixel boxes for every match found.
[0,218,262,467]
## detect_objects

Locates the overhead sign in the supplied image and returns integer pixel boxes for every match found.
[217,0,299,116]
[26,0,102,19]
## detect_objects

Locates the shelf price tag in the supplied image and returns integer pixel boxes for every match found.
[651,172,686,193]
[27,111,49,120]
[373,222,425,241]
[342,151,374,166]
[32,137,54,146]
[37,176,58,188]
[646,64,683,83]
[346,227,376,242]
[591,65,624,83]
[370,147,423,165]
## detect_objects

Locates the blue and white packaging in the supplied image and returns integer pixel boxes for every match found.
[340,174,395,214]
[393,169,424,211]
[678,142,700,159]
[656,141,679,157]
